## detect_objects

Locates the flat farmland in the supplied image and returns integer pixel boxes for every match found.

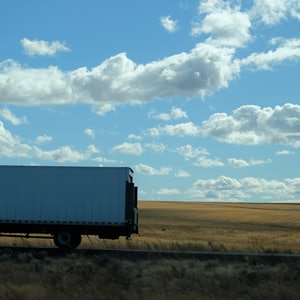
[135,201,300,253]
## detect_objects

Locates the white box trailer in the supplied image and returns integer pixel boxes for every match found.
[0,165,138,249]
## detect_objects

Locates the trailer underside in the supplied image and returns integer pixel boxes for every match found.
[0,222,138,249]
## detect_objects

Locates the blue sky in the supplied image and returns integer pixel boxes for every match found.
[0,0,299,202]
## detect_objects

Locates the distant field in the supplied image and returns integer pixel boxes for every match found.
[0,201,299,253]
[130,201,300,253]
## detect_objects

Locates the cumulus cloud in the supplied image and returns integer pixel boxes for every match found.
[250,0,300,25]
[21,38,70,56]
[135,163,171,175]
[0,42,239,114]
[149,107,188,121]
[160,16,178,33]
[177,144,209,159]
[194,0,300,48]
[112,142,143,155]
[194,156,224,168]
[35,134,52,144]
[34,146,86,162]
[86,144,100,155]
[127,134,142,140]
[0,60,71,106]
[0,121,28,157]
[276,150,295,155]
[145,142,166,153]
[201,103,300,148]
[0,107,27,125]
[228,158,271,168]
[190,176,300,202]
[157,188,180,195]
[177,144,223,168]
[146,103,300,148]
[240,38,300,70]
[0,120,97,162]
[148,122,200,137]
[93,157,120,164]
[174,169,190,177]
[84,128,95,139]
[192,2,251,47]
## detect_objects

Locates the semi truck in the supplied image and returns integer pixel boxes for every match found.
[0,165,138,249]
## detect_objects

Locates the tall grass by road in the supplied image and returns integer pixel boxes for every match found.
[0,249,299,300]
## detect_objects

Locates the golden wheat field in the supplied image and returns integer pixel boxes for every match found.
[0,201,299,299]
[134,201,300,253]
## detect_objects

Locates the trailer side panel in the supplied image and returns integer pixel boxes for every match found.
[0,166,132,225]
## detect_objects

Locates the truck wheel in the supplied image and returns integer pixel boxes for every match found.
[53,231,81,249]
[70,233,82,248]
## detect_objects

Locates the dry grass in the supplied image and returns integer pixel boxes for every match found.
[134,201,300,253]
[0,249,299,300]
[0,201,299,299]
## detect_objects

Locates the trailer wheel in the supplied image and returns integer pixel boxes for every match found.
[70,233,82,248]
[53,231,81,249]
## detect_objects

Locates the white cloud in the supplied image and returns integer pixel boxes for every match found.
[93,157,120,164]
[0,121,29,157]
[21,38,70,56]
[33,144,99,163]
[276,150,295,155]
[175,169,191,177]
[135,163,171,175]
[0,42,239,114]
[148,122,200,137]
[149,107,188,121]
[34,146,87,162]
[228,158,271,168]
[145,143,166,153]
[198,0,239,14]
[72,44,238,114]
[200,103,300,148]
[250,0,300,25]
[195,0,300,49]
[157,188,180,195]
[35,134,52,144]
[127,134,142,140]
[163,122,200,136]
[0,121,97,162]
[177,144,209,159]
[160,16,178,33]
[0,107,27,125]
[192,7,251,47]
[177,145,222,168]
[86,144,100,154]
[190,176,300,202]
[240,38,300,70]
[112,142,143,155]
[0,60,71,106]
[84,128,95,139]
[194,156,224,168]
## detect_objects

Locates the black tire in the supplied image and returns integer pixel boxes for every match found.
[53,231,81,249]
[70,232,82,248]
